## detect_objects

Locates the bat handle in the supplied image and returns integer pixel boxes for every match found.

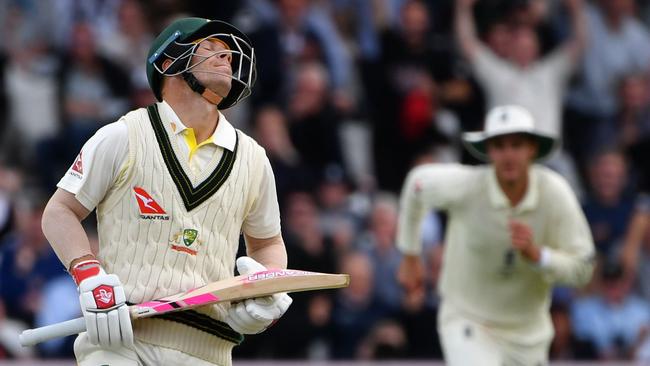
[19,317,86,347]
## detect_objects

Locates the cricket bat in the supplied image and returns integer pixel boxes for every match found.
[19,269,349,347]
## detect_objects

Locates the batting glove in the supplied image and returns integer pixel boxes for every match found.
[71,259,134,348]
[225,256,293,334]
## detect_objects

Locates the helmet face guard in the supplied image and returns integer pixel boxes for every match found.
[147,20,256,109]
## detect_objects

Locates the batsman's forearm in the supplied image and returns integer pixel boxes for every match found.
[42,201,94,270]
[245,233,288,269]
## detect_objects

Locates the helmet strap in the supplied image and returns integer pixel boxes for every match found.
[182,72,222,105]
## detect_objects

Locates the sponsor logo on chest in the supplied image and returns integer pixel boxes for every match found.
[133,187,170,220]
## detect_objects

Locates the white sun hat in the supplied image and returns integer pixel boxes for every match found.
[462,105,557,162]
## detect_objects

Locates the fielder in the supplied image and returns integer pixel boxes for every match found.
[397,105,595,365]
[41,18,292,365]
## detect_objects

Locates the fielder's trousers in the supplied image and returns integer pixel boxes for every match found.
[438,302,551,366]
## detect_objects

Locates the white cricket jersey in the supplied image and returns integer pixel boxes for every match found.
[57,102,281,364]
[58,101,280,240]
[397,164,595,345]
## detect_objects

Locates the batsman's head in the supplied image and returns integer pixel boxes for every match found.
[146,17,256,109]
[462,105,557,183]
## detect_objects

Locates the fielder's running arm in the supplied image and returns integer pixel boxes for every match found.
[534,175,595,287]
[397,164,471,256]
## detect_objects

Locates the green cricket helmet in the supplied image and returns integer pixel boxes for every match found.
[146,17,256,109]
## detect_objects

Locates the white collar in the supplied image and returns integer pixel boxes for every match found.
[158,101,237,152]
[487,165,538,213]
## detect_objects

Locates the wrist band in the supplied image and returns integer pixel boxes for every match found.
[71,259,102,285]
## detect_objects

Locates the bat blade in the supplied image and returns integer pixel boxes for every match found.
[19,269,350,347]
[132,269,349,318]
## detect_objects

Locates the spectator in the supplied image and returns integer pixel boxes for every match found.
[397,242,443,359]
[36,22,131,190]
[34,273,79,358]
[582,149,635,259]
[0,191,66,325]
[317,164,359,240]
[283,192,337,274]
[357,319,408,359]
[57,22,131,138]
[253,105,314,206]
[566,0,650,166]
[0,301,34,359]
[620,195,650,300]
[455,0,587,195]
[549,302,597,360]
[244,0,353,107]
[331,251,388,359]
[97,0,156,107]
[45,0,124,50]
[357,193,403,312]
[592,73,650,154]
[568,0,650,122]
[287,62,345,178]
[3,7,59,165]
[571,260,650,360]
[0,164,22,242]
[455,0,586,137]
[373,0,464,191]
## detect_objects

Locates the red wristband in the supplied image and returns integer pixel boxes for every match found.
[71,259,102,285]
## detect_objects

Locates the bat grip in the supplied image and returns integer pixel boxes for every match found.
[19,317,86,347]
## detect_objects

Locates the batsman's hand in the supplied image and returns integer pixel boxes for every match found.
[225,256,293,334]
[509,220,541,263]
[71,259,133,348]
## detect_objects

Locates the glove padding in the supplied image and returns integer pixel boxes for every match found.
[225,257,293,334]
[78,271,134,348]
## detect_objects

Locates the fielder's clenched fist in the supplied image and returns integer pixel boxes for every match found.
[71,259,134,348]
[509,220,541,263]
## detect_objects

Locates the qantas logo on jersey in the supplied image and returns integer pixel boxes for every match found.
[68,151,84,179]
[133,187,169,220]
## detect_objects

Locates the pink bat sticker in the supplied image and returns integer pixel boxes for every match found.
[135,300,175,315]
[182,293,220,306]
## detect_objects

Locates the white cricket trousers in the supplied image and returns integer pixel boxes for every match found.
[74,332,220,366]
[438,302,550,366]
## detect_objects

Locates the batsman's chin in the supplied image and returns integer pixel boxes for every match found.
[208,79,232,99]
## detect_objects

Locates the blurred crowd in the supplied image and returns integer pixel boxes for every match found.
[1,0,650,362]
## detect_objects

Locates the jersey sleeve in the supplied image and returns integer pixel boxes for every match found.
[242,155,281,239]
[537,174,596,286]
[397,163,473,255]
[57,120,129,211]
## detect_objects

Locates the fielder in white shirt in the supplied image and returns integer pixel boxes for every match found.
[42,18,291,366]
[397,105,595,366]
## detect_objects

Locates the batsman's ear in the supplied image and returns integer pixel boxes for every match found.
[162,59,174,72]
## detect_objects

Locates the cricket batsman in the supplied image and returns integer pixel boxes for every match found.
[41,18,292,365]
[397,105,595,365]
